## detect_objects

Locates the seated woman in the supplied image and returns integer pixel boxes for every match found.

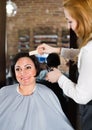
[0,52,74,130]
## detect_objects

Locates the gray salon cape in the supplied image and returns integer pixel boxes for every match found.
[0,83,74,130]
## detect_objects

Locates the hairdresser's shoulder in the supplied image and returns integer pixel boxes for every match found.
[83,40,92,52]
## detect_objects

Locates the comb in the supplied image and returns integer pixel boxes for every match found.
[29,50,38,56]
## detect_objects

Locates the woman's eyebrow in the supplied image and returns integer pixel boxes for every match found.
[15,64,32,68]
[66,17,69,21]
[15,65,20,68]
[24,64,32,66]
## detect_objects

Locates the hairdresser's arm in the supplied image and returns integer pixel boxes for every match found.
[37,43,60,54]
[37,43,79,60]
[58,46,92,104]
[61,48,79,60]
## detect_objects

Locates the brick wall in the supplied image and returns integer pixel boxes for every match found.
[6,0,67,56]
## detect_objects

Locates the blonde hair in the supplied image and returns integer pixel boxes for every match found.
[63,0,92,48]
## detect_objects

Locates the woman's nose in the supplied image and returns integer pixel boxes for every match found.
[19,69,26,75]
[67,23,71,29]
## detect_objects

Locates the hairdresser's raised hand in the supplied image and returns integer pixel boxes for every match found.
[37,43,60,55]
[45,68,62,83]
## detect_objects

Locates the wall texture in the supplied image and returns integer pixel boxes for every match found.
[6,0,67,56]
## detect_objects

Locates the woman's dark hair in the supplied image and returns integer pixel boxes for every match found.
[11,52,41,82]
[47,53,60,68]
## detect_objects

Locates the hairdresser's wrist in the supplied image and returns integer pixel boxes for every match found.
[53,47,61,54]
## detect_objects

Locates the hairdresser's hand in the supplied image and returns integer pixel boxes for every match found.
[45,68,62,83]
[36,43,60,55]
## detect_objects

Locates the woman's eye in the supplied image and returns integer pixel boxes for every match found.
[68,21,72,24]
[15,68,20,71]
[26,66,31,69]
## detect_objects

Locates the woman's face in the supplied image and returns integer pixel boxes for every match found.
[15,57,36,86]
[64,9,78,34]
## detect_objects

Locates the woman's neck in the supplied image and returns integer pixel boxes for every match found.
[18,83,36,96]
